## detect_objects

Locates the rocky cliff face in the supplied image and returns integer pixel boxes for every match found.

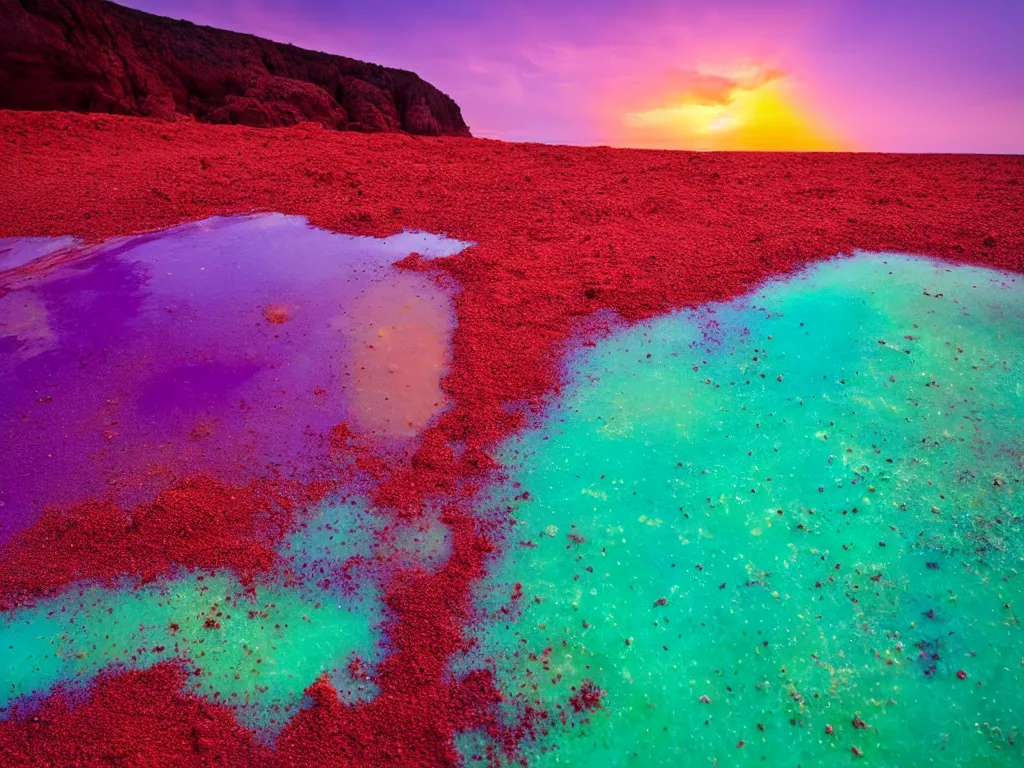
[0,0,471,136]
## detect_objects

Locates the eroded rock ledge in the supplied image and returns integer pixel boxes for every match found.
[0,0,471,136]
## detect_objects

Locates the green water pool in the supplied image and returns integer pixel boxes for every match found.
[458,253,1024,766]
[1,497,386,734]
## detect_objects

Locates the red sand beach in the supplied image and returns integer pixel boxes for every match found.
[1,110,1022,765]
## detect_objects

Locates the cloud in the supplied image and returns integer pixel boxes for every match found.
[644,65,786,109]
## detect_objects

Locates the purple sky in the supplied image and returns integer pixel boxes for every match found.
[121,0,1023,152]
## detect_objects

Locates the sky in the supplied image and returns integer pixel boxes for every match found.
[121,0,1024,153]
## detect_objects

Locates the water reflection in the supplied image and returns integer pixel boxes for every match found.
[345,272,453,437]
[0,214,471,541]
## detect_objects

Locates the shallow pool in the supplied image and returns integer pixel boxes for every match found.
[458,253,1024,767]
[0,214,470,541]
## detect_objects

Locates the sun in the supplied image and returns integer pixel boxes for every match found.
[617,68,846,151]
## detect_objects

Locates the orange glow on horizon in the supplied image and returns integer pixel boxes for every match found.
[613,66,847,151]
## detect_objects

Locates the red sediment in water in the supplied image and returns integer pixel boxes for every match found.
[0,475,294,611]
[0,663,271,766]
[1,111,1023,764]
[262,304,289,324]
[569,680,604,714]
[394,251,432,272]
[275,509,506,766]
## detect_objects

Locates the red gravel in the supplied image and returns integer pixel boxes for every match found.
[0,664,272,766]
[0,476,296,611]
[1,110,1022,766]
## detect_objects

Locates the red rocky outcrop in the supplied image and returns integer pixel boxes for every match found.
[0,0,471,136]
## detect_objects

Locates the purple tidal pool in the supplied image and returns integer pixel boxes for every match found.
[0,236,79,272]
[0,214,471,542]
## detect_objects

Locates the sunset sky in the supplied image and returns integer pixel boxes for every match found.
[122,0,1023,153]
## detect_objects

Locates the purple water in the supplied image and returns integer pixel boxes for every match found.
[0,214,470,542]
[0,235,80,272]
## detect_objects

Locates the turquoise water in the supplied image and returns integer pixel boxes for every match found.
[459,254,1024,766]
[0,497,389,734]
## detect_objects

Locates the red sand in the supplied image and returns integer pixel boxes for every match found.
[0,664,272,766]
[1,110,1022,765]
[0,476,296,611]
